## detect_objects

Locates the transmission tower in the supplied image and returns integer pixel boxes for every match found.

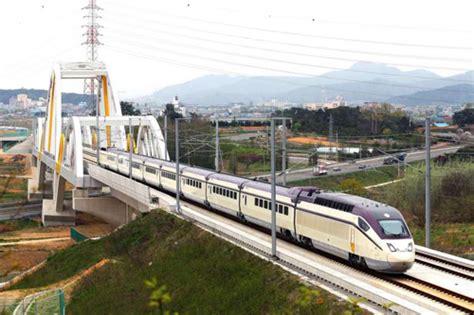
[82,0,102,96]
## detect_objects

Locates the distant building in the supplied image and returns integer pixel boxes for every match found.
[9,94,32,109]
[304,96,347,111]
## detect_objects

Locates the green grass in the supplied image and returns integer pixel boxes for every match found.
[12,210,350,314]
[0,178,27,203]
[0,218,39,232]
[288,166,399,191]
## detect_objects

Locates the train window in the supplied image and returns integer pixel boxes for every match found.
[107,156,115,161]
[226,190,229,198]
[278,204,283,213]
[284,206,289,215]
[218,188,222,195]
[234,192,237,199]
[145,167,156,174]
[199,182,202,189]
[259,199,263,208]
[244,195,247,205]
[263,200,267,209]
[254,198,258,206]
[132,162,140,169]
[358,217,370,232]
[212,186,216,193]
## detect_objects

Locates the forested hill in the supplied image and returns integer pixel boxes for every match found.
[0,89,90,105]
[386,84,474,106]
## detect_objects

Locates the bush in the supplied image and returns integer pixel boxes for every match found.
[374,162,474,225]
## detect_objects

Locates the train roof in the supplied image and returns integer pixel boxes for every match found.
[208,172,250,185]
[242,180,293,197]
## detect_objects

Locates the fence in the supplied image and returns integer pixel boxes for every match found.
[0,288,65,315]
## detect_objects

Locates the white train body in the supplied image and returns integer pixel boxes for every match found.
[89,148,415,273]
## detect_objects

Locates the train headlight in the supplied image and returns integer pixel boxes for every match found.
[407,242,413,252]
[387,243,397,252]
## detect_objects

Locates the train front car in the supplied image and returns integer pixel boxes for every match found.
[351,201,415,273]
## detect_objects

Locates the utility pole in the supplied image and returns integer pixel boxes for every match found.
[329,113,334,142]
[281,120,287,185]
[128,118,133,179]
[95,77,101,164]
[82,0,102,101]
[425,117,431,248]
[164,114,168,151]
[215,118,219,171]
[336,132,339,162]
[175,119,181,213]
[270,119,277,257]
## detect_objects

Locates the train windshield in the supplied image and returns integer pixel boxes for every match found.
[378,219,410,238]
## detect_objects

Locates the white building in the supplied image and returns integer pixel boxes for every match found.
[304,96,347,111]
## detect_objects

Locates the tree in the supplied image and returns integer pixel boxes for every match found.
[121,101,141,116]
[90,101,141,116]
[453,108,474,126]
[163,103,183,120]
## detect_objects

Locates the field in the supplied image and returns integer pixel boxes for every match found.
[11,210,354,314]
[288,166,399,191]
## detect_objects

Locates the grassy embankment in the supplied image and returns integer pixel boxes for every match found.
[0,219,39,234]
[288,166,399,191]
[12,210,352,314]
[0,178,27,203]
[289,162,473,258]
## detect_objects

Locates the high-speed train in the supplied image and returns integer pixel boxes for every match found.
[84,147,415,273]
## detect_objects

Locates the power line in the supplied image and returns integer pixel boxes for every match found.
[104,20,472,74]
[104,44,473,105]
[103,2,472,51]
[152,2,472,34]
[106,36,474,95]
[102,11,472,63]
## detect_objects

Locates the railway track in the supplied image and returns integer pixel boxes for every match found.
[414,249,474,280]
[382,272,473,314]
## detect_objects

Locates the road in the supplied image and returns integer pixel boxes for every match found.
[262,145,463,183]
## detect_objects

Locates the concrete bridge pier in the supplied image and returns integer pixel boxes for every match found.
[73,188,139,227]
[27,161,46,201]
[41,172,75,227]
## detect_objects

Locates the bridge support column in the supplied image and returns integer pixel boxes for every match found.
[72,188,138,227]
[42,173,75,227]
[27,161,46,201]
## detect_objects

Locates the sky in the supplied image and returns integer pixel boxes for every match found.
[1,0,473,99]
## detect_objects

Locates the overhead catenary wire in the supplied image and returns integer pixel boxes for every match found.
[102,1,472,51]
[143,1,473,34]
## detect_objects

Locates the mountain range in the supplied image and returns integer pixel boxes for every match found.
[139,62,474,106]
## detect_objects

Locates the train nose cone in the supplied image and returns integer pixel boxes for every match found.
[387,252,415,272]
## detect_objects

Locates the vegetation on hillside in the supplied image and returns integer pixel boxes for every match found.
[289,166,399,191]
[453,107,474,127]
[13,210,350,314]
[0,89,90,105]
[274,104,413,136]
[371,162,474,225]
